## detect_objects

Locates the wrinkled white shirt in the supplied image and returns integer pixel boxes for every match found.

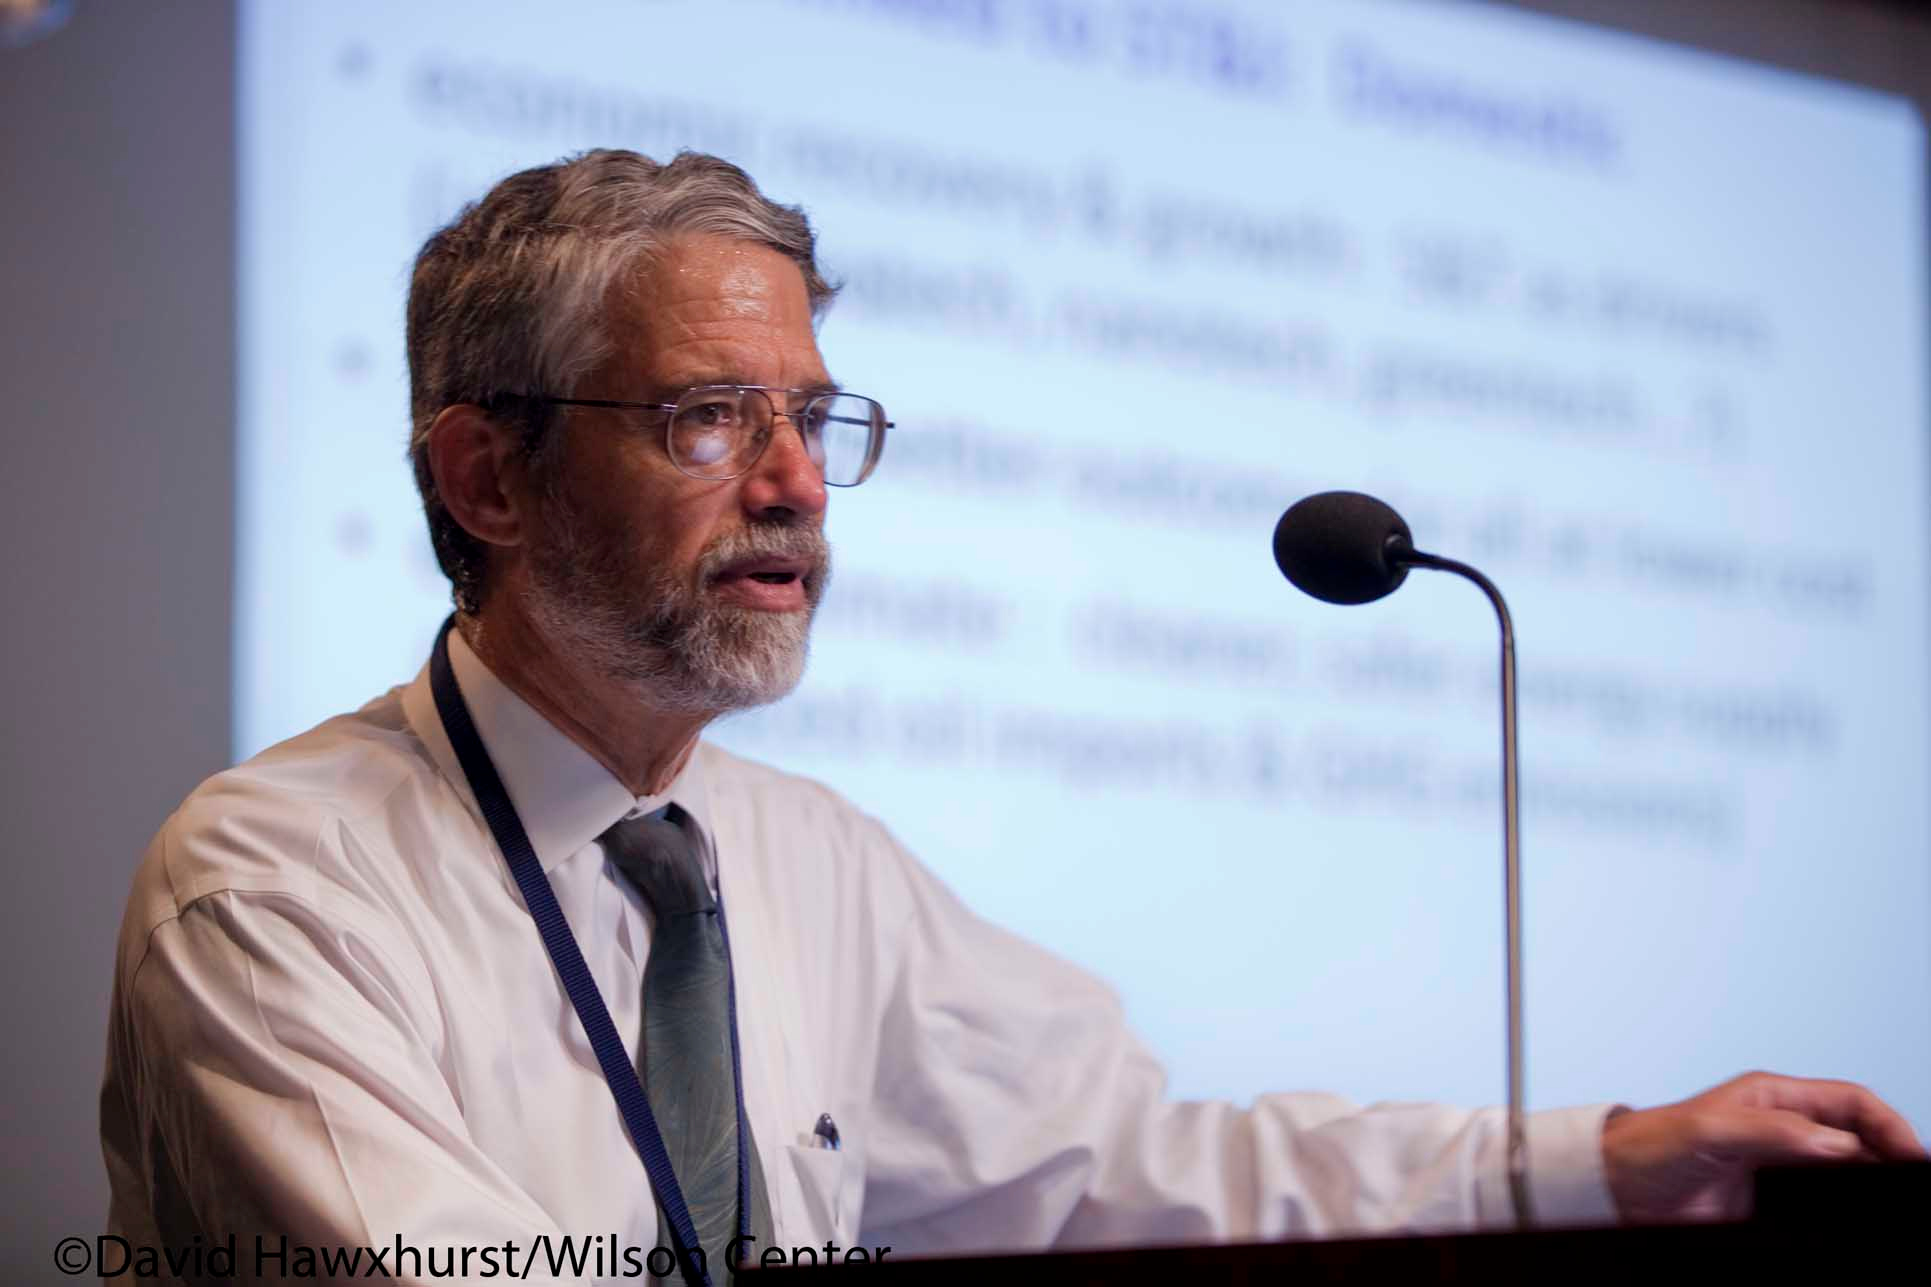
[102,630,1618,1280]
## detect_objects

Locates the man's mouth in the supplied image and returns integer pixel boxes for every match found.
[714,556,811,583]
[710,556,815,610]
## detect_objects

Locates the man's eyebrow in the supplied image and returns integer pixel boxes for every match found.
[655,371,843,397]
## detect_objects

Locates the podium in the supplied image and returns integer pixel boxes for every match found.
[812,1162,1927,1282]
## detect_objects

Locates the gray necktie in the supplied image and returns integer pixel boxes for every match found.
[600,804,773,1278]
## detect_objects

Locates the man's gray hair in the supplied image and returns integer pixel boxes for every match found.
[406,148,836,615]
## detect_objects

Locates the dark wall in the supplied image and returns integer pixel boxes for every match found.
[1507,0,1931,93]
[0,0,234,1267]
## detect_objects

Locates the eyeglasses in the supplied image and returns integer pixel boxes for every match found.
[499,385,891,487]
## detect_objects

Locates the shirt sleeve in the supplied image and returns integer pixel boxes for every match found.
[855,841,1620,1252]
[105,882,584,1283]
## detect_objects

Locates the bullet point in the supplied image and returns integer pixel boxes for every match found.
[335,511,373,556]
[335,342,371,380]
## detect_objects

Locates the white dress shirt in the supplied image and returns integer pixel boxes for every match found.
[102,629,1619,1280]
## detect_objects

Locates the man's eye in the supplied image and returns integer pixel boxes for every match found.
[677,399,739,429]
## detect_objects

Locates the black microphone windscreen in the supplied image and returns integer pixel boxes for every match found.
[1273,491,1415,605]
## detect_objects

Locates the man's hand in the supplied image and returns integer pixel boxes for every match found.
[1601,1072,1927,1223]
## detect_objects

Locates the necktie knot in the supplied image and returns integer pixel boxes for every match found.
[600,803,714,918]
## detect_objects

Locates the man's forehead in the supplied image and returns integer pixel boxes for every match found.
[685,253,794,320]
[606,236,828,387]
[624,235,807,315]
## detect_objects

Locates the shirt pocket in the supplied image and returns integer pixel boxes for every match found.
[782,1142,850,1246]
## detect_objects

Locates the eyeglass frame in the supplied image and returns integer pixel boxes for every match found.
[486,385,892,487]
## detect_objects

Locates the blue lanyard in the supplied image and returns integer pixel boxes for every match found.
[429,618,752,1285]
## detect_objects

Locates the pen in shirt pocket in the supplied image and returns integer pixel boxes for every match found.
[803,1112,840,1151]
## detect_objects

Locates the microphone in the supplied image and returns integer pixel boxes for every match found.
[1271,490,1414,605]
[1273,491,1535,1230]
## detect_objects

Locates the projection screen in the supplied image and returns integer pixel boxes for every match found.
[235,0,1931,1130]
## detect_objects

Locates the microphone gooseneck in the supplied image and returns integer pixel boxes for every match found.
[1272,491,1535,1231]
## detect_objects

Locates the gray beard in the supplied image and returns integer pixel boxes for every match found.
[524,495,829,716]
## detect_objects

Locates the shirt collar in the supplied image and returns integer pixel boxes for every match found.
[401,624,712,876]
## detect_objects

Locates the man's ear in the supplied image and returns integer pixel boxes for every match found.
[426,403,531,551]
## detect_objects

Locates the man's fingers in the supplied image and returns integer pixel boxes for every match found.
[1699,1107,1864,1162]
[1737,1075,1928,1161]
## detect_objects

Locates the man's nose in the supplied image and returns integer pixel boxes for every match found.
[738,410,828,521]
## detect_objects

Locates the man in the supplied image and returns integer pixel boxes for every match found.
[104,149,1922,1279]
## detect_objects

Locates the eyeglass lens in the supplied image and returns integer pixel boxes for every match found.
[667,388,883,486]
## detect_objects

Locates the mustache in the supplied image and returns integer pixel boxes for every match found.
[696,522,831,584]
